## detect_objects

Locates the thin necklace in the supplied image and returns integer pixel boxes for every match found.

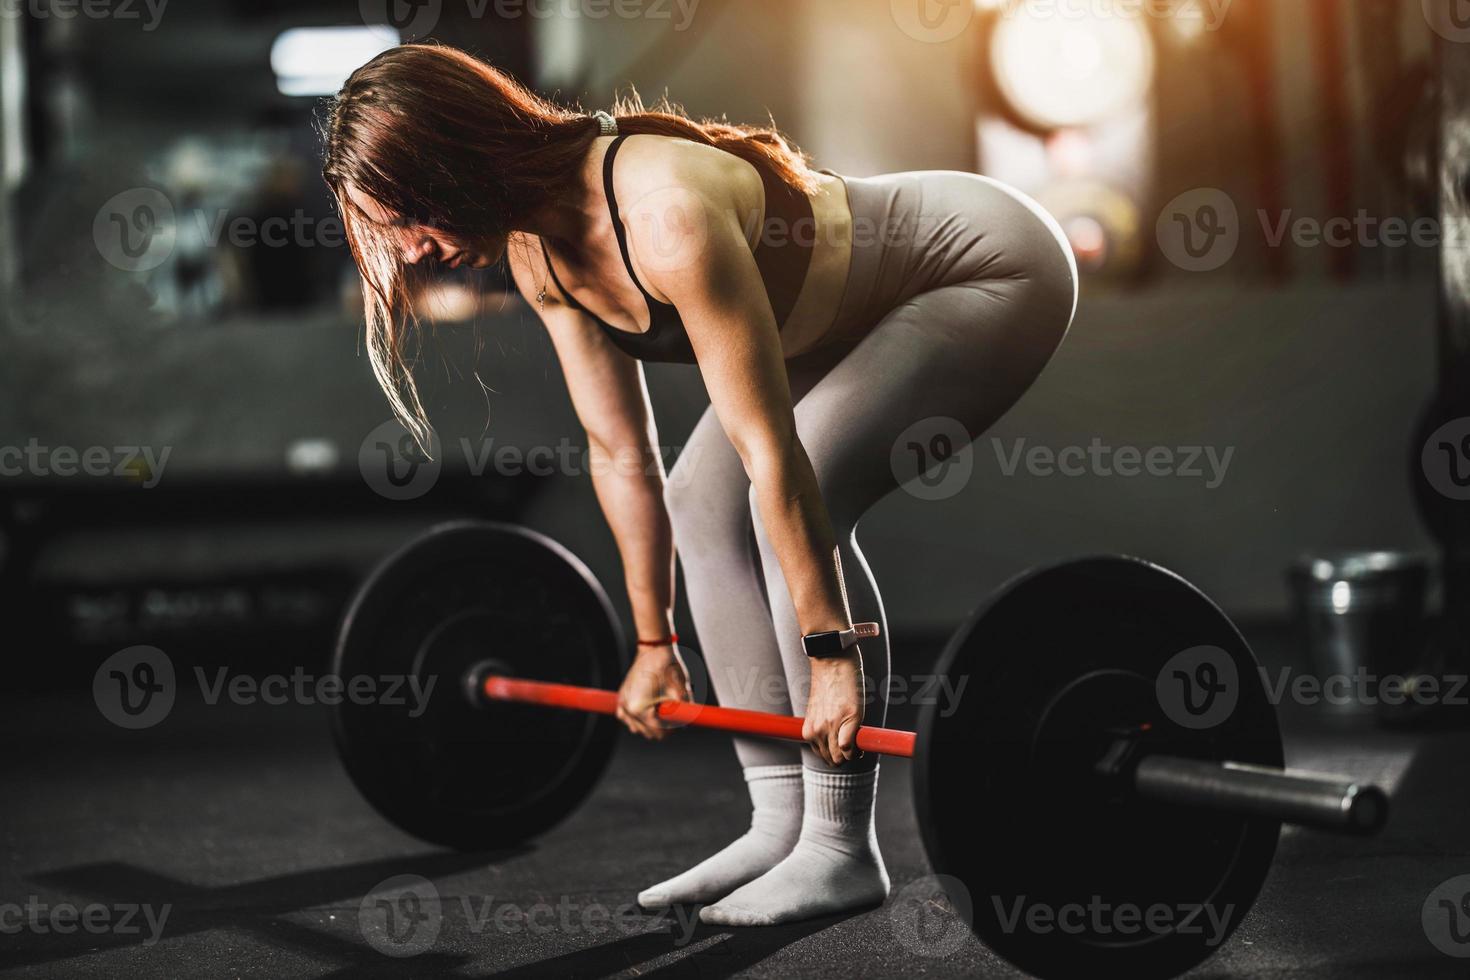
[536,236,550,313]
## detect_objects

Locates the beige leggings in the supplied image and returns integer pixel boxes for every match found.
[665,171,1079,771]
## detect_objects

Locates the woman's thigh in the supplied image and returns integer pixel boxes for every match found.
[791,270,1076,524]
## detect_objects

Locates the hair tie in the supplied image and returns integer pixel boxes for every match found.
[591,110,618,136]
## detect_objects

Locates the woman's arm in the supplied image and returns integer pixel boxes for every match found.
[507,239,690,740]
[617,146,865,766]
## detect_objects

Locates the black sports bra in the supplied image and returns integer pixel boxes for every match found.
[539,134,816,364]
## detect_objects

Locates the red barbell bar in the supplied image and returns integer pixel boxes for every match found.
[481,674,919,757]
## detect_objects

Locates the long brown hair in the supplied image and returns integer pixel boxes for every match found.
[322,42,818,446]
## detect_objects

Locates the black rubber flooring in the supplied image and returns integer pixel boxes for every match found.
[2,628,1466,978]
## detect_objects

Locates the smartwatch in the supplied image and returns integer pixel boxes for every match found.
[802,622,881,659]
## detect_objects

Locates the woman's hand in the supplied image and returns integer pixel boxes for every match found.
[803,650,866,766]
[616,645,692,741]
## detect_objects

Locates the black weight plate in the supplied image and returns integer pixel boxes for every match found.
[333,521,624,849]
[915,556,1282,980]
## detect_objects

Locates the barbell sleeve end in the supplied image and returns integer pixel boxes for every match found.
[1132,755,1390,836]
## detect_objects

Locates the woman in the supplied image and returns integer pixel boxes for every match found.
[323,43,1077,927]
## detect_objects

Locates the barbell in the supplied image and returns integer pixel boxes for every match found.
[331,521,1389,980]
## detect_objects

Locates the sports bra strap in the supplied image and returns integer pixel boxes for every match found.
[537,236,587,314]
[602,134,662,306]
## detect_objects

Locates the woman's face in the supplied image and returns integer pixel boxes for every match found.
[345,183,505,270]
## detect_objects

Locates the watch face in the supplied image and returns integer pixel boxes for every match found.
[804,631,843,657]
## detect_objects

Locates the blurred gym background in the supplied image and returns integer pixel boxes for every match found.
[0,0,1453,692]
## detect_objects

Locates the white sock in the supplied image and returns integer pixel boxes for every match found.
[699,766,890,926]
[637,764,803,909]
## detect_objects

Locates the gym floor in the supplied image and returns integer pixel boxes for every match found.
[3,629,1464,979]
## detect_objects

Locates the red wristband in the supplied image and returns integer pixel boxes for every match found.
[636,633,678,647]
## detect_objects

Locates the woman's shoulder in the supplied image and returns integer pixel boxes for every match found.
[611,133,763,209]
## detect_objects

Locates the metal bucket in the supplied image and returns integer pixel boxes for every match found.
[1285,552,1431,718]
